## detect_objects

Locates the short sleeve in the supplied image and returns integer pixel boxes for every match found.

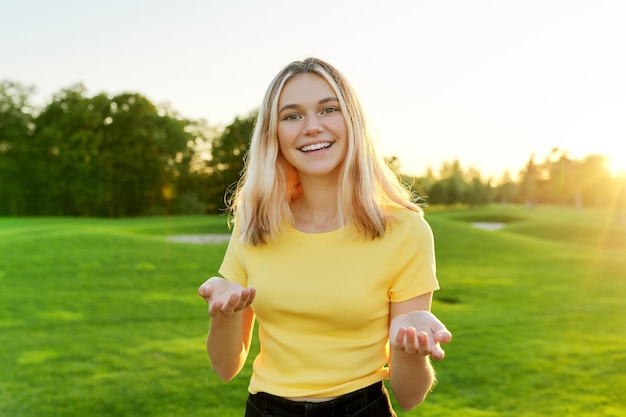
[388,214,439,302]
[218,222,248,287]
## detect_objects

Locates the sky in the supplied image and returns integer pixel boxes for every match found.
[3,0,625,179]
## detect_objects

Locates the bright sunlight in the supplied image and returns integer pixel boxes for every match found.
[609,154,626,176]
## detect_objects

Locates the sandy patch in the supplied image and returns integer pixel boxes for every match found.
[471,222,505,231]
[166,234,231,244]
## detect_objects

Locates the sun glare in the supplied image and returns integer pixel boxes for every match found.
[608,154,626,177]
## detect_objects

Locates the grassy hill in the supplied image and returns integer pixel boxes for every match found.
[1,205,624,416]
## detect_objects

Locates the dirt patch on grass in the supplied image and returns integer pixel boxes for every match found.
[471,222,505,231]
[166,234,231,244]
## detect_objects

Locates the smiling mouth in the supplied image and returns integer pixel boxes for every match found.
[299,142,333,153]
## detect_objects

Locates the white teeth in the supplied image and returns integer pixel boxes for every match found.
[300,142,332,152]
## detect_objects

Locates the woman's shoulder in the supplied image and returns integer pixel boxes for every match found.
[387,204,425,222]
[386,205,432,235]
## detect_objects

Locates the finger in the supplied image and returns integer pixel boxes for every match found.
[391,327,419,354]
[391,328,407,350]
[430,345,446,361]
[238,288,251,307]
[220,293,242,315]
[402,327,419,354]
[417,331,431,356]
[429,334,447,361]
[208,301,223,317]
[198,283,215,299]
[435,329,452,344]
[223,289,254,315]
[240,287,257,308]
[245,287,256,305]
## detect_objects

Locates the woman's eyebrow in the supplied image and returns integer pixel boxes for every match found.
[319,96,339,105]
[279,97,339,114]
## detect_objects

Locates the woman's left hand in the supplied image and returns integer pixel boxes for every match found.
[389,311,452,361]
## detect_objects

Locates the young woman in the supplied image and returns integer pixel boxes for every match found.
[198,57,452,417]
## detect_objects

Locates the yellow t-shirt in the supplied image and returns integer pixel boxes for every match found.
[218,207,439,398]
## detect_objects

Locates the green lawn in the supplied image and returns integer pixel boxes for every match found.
[1,206,624,416]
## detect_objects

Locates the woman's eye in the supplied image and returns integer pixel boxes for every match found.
[321,107,338,115]
[283,113,300,121]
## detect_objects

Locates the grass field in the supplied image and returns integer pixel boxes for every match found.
[1,205,624,416]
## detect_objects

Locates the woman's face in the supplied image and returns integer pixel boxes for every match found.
[276,73,348,180]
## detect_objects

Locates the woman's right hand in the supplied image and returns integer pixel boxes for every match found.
[197,277,256,317]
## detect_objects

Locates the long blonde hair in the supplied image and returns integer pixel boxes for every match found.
[227,57,422,246]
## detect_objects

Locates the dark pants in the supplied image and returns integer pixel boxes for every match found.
[244,381,397,417]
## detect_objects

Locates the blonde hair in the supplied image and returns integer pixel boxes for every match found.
[227,57,422,246]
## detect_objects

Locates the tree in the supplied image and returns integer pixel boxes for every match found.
[576,154,613,208]
[29,87,199,216]
[518,153,540,207]
[32,85,109,215]
[464,167,492,206]
[432,160,467,205]
[493,171,518,204]
[0,80,36,214]
[203,112,256,212]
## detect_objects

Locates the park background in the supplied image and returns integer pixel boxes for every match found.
[2,0,626,416]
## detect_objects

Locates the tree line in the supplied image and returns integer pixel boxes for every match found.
[1,80,624,217]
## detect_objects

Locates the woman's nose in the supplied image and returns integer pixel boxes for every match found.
[303,114,323,135]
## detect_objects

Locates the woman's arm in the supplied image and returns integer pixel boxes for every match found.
[388,292,451,410]
[207,306,255,381]
[198,277,256,381]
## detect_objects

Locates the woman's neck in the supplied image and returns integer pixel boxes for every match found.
[291,180,340,233]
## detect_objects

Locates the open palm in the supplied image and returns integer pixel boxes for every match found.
[198,277,256,317]
[389,311,452,360]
